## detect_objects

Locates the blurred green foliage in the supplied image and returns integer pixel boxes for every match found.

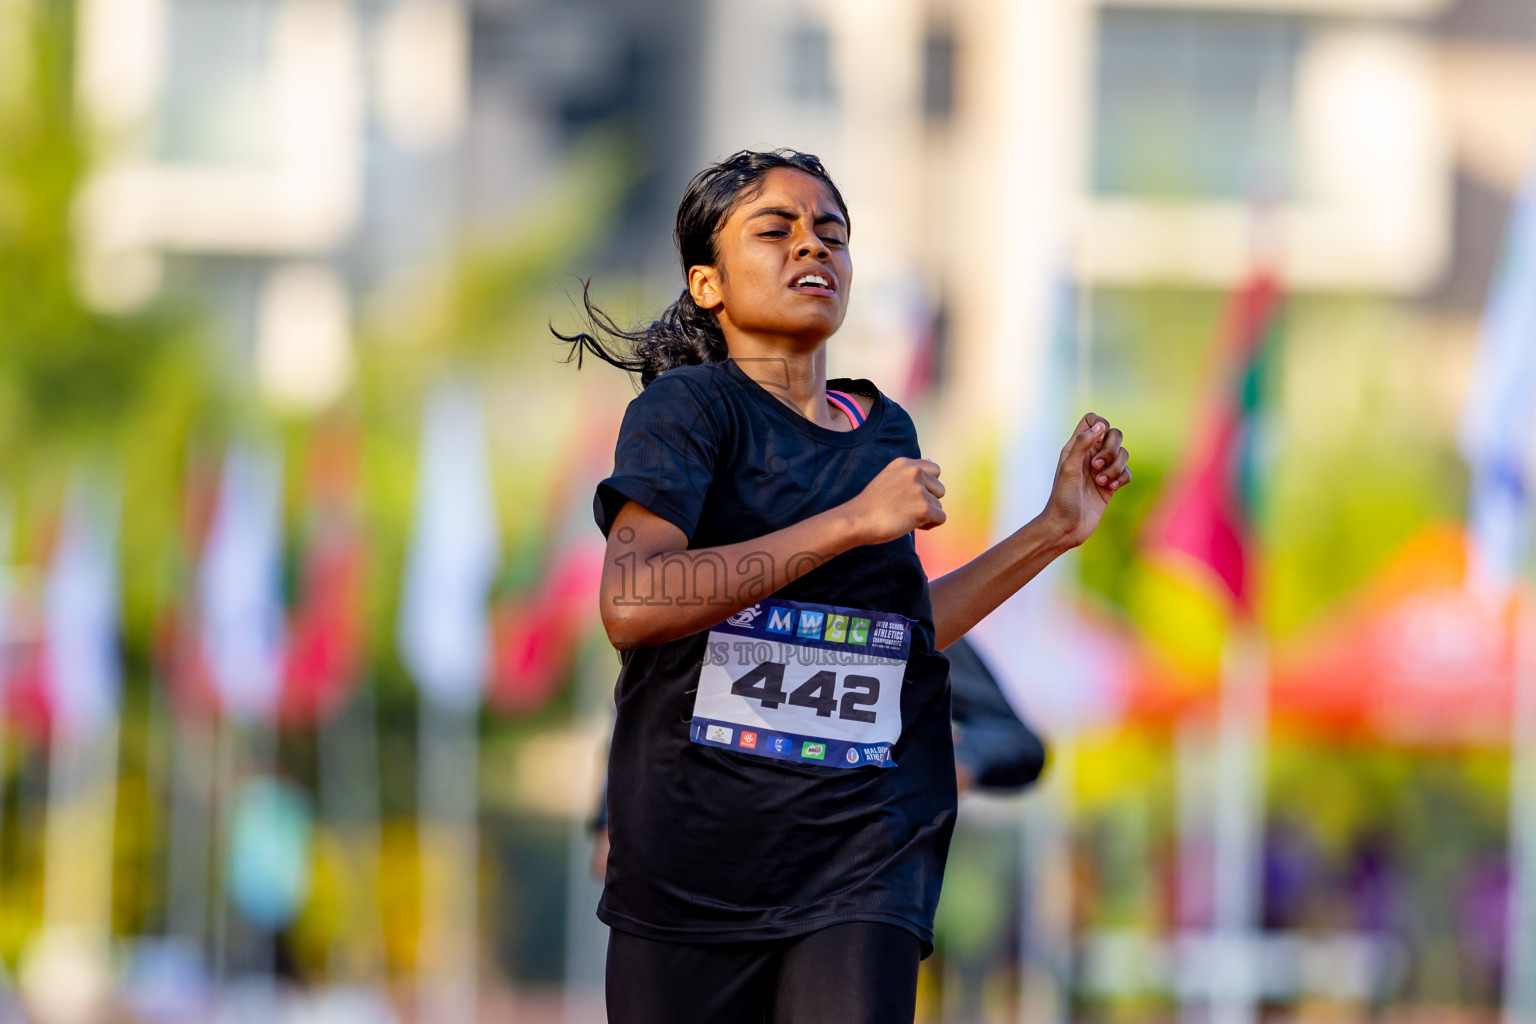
[0,0,213,658]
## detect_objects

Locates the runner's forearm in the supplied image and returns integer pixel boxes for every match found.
[927,513,1075,651]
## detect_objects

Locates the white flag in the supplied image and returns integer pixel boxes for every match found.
[199,444,287,722]
[1461,163,1536,595]
[398,382,501,710]
[44,481,121,738]
[970,278,1124,735]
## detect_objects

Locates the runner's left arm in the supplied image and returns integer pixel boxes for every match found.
[928,413,1129,651]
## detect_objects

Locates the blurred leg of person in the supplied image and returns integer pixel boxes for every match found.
[769,922,921,1024]
[606,929,775,1024]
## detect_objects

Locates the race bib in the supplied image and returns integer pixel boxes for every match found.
[690,599,912,769]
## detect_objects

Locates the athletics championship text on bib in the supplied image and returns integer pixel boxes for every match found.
[690,599,912,769]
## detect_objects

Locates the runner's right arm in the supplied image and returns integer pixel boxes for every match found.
[600,456,945,650]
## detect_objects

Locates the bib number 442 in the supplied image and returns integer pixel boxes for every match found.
[729,661,880,723]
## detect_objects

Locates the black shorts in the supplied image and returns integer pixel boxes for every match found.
[605,921,922,1024]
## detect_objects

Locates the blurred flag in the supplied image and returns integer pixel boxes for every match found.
[489,410,606,716]
[43,482,121,737]
[490,538,603,716]
[199,444,287,722]
[37,482,122,994]
[971,277,1129,735]
[398,383,501,710]
[1143,269,1280,616]
[153,455,220,717]
[1459,163,1536,595]
[282,428,366,725]
[903,296,941,407]
[1461,162,1536,1024]
[0,499,11,705]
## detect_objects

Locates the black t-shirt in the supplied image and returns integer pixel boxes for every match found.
[592,358,957,952]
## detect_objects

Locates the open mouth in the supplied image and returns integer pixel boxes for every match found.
[790,272,836,295]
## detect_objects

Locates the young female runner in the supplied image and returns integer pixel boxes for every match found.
[558,149,1130,1023]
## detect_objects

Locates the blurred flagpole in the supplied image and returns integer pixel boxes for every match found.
[969,266,1084,1024]
[1143,257,1279,1024]
[163,685,216,962]
[1510,622,1536,1024]
[399,382,501,1024]
[1458,159,1536,1024]
[300,455,384,990]
[33,478,122,1020]
[160,453,215,978]
[1210,629,1266,1024]
[198,442,286,984]
[288,430,385,984]
[317,676,386,982]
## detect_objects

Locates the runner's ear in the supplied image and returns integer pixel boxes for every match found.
[689,265,723,311]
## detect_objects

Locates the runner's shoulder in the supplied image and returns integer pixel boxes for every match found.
[642,361,721,396]
[631,364,736,430]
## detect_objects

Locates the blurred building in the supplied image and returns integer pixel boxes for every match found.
[60,0,1536,427]
[696,0,1536,446]
[67,0,706,412]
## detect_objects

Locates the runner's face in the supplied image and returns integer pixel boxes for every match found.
[691,168,851,347]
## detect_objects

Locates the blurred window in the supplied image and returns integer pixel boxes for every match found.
[923,24,957,121]
[787,21,836,104]
[471,4,632,136]
[1092,7,1303,199]
[159,0,275,164]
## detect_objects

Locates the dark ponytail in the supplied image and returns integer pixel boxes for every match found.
[554,149,850,388]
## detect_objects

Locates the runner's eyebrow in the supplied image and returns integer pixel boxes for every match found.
[748,207,847,230]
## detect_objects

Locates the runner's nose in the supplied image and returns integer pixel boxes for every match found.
[794,225,829,261]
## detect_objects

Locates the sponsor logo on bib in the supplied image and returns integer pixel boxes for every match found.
[691,599,908,771]
[795,611,826,640]
[727,604,764,627]
[870,619,906,653]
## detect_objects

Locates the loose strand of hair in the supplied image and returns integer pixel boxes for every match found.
[551,278,727,387]
[550,278,649,376]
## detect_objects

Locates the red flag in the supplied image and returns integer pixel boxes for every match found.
[4,570,51,742]
[154,453,223,718]
[280,424,366,726]
[1143,271,1278,616]
[488,542,602,715]
[487,401,610,716]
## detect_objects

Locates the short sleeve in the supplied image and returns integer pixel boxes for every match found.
[594,372,723,541]
[948,638,1047,791]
